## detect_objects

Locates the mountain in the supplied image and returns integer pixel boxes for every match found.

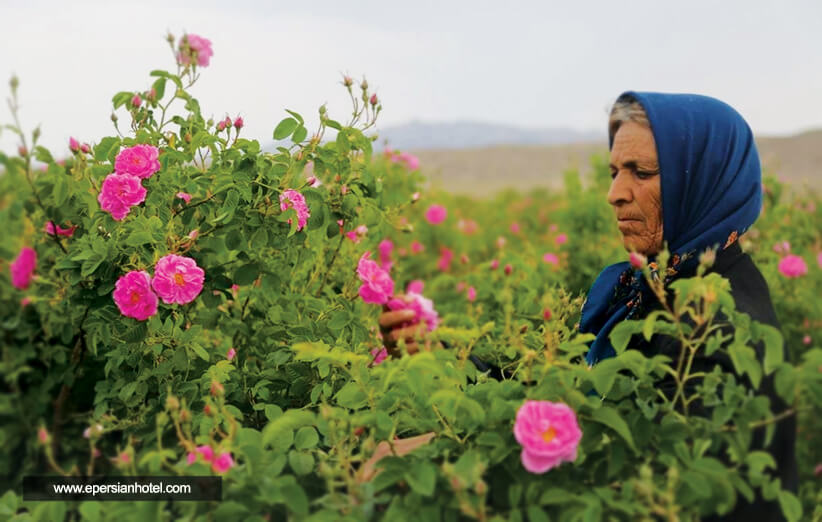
[374,121,602,150]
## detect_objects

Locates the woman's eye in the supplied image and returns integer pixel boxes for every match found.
[636,171,657,180]
[610,171,618,180]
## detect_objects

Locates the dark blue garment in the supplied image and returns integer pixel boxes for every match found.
[581,92,763,365]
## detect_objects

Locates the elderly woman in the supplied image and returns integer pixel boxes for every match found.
[378,92,798,519]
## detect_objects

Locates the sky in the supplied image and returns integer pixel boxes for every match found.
[1,0,821,154]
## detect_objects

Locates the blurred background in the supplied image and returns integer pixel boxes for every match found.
[2,0,821,195]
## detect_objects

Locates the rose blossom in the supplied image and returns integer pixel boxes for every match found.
[410,241,425,254]
[177,34,213,67]
[555,233,568,246]
[490,259,499,270]
[45,221,77,237]
[510,222,521,234]
[112,271,158,321]
[212,452,234,473]
[424,204,447,225]
[114,144,161,179]
[378,239,393,271]
[97,173,147,221]
[542,253,559,266]
[69,137,80,152]
[514,400,582,473]
[777,254,808,278]
[226,347,237,361]
[279,189,311,231]
[357,252,394,305]
[10,247,37,290]
[346,224,368,243]
[543,308,552,320]
[151,254,205,305]
[437,247,454,272]
[176,192,192,203]
[406,280,424,294]
[467,286,477,302]
[371,347,388,365]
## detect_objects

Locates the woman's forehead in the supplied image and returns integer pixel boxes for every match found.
[610,123,658,166]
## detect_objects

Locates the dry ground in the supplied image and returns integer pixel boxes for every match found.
[415,130,822,197]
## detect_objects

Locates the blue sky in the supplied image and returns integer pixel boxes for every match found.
[1,0,820,153]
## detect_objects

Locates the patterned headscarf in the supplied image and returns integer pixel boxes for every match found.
[581,92,762,365]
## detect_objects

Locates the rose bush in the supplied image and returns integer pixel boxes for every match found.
[0,34,820,521]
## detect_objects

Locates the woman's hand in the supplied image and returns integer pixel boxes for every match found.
[378,294,430,356]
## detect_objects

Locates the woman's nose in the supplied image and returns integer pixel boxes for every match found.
[607,171,633,207]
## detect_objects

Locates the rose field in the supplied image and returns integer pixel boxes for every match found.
[1,35,821,521]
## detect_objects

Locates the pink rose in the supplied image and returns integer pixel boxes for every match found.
[490,259,499,270]
[778,254,808,278]
[424,204,447,225]
[357,252,395,305]
[98,173,147,221]
[346,224,368,243]
[390,151,419,171]
[410,241,425,254]
[226,347,237,361]
[10,247,37,290]
[542,253,559,266]
[543,308,552,320]
[457,219,478,235]
[378,239,393,271]
[279,189,311,231]
[38,427,49,445]
[195,445,214,463]
[555,233,568,246]
[817,252,822,269]
[112,271,158,321]
[467,286,477,302]
[186,452,197,465]
[773,241,790,254]
[514,400,582,474]
[114,144,161,179]
[176,192,191,203]
[803,335,812,346]
[131,94,142,108]
[21,296,32,307]
[371,347,388,365]
[504,263,513,275]
[151,254,205,305]
[437,247,454,272]
[406,280,424,294]
[45,221,77,237]
[69,137,80,152]
[386,292,439,332]
[177,34,213,67]
[211,452,234,473]
[233,117,243,129]
[510,222,521,234]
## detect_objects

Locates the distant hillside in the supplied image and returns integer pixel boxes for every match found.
[374,121,602,150]
[412,130,822,196]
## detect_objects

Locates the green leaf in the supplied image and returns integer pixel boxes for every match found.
[335,382,367,409]
[284,109,304,125]
[777,490,802,522]
[95,137,120,162]
[590,406,637,453]
[294,426,319,450]
[288,450,314,475]
[273,117,299,140]
[189,343,210,361]
[609,320,642,354]
[590,357,621,396]
[404,461,436,496]
[292,125,307,144]
[759,324,784,374]
[53,174,68,206]
[78,501,102,522]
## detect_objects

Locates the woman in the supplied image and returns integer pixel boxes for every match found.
[378,92,797,519]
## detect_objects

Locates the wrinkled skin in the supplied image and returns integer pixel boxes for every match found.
[608,121,664,256]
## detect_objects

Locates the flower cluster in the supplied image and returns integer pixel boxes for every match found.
[9,247,37,290]
[98,144,161,221]
[112,254,204,320]
[279,189,311,231]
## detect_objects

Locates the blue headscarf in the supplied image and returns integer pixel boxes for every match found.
[581,92,762,365]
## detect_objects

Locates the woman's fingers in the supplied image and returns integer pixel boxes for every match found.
[378,309,416,328]
[387,320,428,343]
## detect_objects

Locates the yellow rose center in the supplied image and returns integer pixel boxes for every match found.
[541,427,557,443]
[174,273,185,286]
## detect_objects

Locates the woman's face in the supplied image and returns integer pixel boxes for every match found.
[607,121,664,256]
